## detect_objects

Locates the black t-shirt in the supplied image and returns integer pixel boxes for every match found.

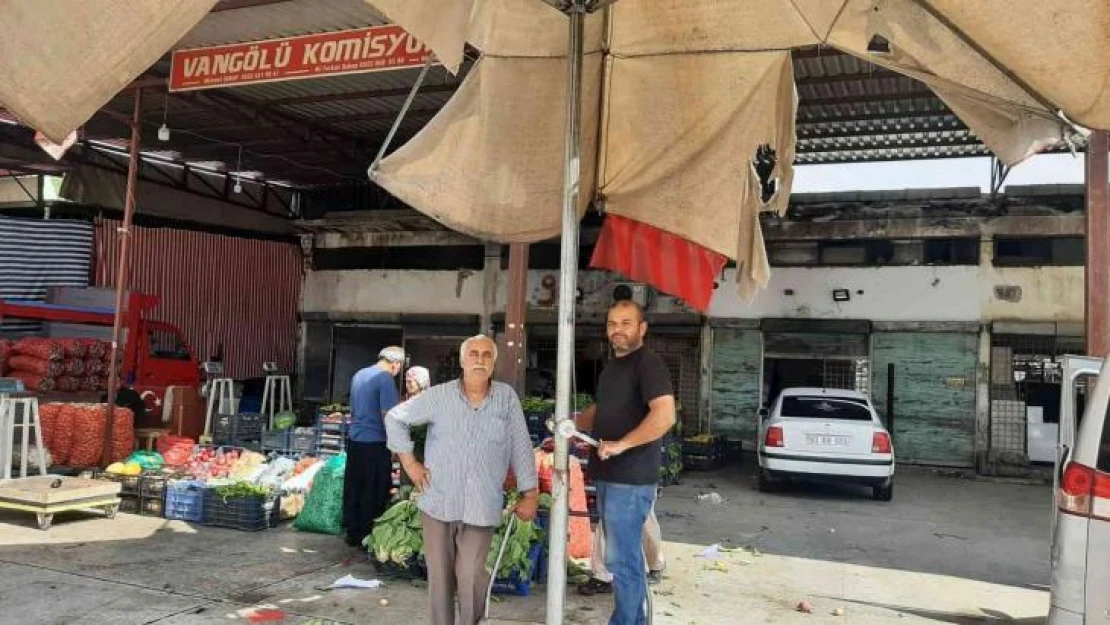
[588,346,674,485]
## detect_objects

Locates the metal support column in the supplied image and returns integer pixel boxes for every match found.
[503,243,530,397]
[1086,130,1109,358]
[101,88,143,467]
[545,3,586,623]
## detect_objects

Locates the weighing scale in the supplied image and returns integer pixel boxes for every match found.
[0,476,122,530]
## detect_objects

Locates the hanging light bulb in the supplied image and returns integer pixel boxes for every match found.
[233,176,243,194]
[157,123,171,142]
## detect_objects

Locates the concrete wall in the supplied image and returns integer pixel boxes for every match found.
[302,269,485,315]
[303,263,1083,324]
[709,265,1082,323]
[981,266,1084,322]
[302,268,693,317]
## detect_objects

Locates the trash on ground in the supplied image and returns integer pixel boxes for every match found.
[695,543,722,559]
[697,492,725,504]
[832,607,845,616]
[796,600,814,613]
[328,574,383,590]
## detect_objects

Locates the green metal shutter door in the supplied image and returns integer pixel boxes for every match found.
[872,332,978,467]
[710,328,762,447]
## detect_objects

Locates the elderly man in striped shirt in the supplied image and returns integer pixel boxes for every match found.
[386,334,538,625]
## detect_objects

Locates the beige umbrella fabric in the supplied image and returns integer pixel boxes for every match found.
[367,0,1100,299]
[0,0,217,143]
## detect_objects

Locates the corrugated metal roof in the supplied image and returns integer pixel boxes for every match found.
[175,0,388,49]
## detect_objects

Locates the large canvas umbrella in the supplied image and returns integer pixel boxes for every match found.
[363,1,1107,622]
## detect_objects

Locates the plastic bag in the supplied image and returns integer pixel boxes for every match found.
[126,451,165,471]
[157,436,195,467]
[293,453,346,535]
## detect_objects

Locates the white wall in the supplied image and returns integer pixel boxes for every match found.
[709,265,1083,323]
[710,266,983,321]
[302,264,1083,324]
[301,269,484,315]
[981,266,1084,322]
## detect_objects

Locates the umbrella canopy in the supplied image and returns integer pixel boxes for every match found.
[0,0,217,144]
[367,0,1105,299]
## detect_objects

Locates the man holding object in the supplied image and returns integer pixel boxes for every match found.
[577,300,676,625]
[385,334,538,625]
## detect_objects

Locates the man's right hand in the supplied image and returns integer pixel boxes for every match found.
[402,459,431,492]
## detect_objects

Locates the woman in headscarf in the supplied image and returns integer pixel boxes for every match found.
[403,366,431,400]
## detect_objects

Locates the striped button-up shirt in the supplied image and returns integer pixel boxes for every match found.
[385,379,537,528]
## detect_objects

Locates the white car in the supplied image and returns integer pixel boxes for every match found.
[757,387,895,501]
[1049,356,1110,625]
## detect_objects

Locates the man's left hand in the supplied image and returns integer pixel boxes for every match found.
[514,494,539,522]
[598,439,631,460]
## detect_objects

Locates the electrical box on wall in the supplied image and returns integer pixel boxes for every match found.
[612,282,652,308]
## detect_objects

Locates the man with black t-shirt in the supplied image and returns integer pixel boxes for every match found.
[576,299,676,625]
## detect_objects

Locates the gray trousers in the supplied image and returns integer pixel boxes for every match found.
[421,512,496,625]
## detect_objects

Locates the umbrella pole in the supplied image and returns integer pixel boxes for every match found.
[101,87,143,467]
[545,2,586,624]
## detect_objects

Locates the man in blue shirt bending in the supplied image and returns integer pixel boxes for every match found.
[343,345,404,547]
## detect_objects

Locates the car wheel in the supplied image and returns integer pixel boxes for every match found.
[758,470,777,493]
[872,479,893,502]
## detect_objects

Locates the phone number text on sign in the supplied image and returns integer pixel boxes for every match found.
[169,24,434,92]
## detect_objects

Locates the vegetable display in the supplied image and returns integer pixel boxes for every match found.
[364,497,424,565]
[214,481,272,501]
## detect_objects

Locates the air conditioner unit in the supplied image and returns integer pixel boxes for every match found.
[612,282,652,308]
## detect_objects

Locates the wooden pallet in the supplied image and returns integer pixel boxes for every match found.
[0,476,122,529]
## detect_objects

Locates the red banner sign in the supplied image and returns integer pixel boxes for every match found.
[169,25,433,92]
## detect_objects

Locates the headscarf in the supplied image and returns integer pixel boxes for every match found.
[406,366,431,391]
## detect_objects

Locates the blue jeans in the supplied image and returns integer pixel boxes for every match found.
[596,481,656,625]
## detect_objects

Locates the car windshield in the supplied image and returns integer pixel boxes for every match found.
[780,396,873,421]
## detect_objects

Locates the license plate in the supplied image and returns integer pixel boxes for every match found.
[806,434,849,446]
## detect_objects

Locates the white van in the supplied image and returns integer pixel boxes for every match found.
[1050,356,1110,624]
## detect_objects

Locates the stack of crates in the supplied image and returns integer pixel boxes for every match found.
[212,413,266,449]
[139,473,170,517]
[260,427,318,456]
[682,433,728,470]
[314,412,349,459]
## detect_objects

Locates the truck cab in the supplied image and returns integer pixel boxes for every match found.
[0,291,201,415]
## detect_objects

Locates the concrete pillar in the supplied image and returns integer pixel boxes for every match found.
[1086,130,1110,357]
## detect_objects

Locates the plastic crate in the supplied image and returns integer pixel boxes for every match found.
[260,429,290,450]
[682,435,728,471]
[140,495,165,517]
[139,473,172,499]
[118,495,140,515]
[212,413,267,446]
[99,472,141,496]
[289,430,317,453]
[164,480,206,522]
[203,490,280,531]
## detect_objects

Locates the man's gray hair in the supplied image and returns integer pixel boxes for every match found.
[378,345,406,364]
[459,334,498,362]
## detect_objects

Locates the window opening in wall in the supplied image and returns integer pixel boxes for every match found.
[313,245,485,271]
[989,333,1085,459]
[993,237,1084,267]
[767,237,980,267]
[763,357,870,404]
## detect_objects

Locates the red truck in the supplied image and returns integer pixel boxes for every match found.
[0,290,201,418]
